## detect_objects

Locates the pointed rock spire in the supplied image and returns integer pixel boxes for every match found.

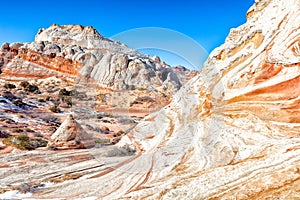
[48,114,95,149]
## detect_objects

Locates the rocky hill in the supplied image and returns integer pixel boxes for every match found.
[0,24,198,153]
[0,24,181,94]
[0,25,188,139]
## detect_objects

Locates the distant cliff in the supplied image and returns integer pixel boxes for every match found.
[0,24,182,95]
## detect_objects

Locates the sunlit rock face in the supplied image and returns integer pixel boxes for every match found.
[126,0,300,198]
[1,0,299,199]
[210,0,300,125]
[123,0,300,198]
[35,24,137,54]
[0,24,181,94]
[31,0,300,199]
[48,115,95,149]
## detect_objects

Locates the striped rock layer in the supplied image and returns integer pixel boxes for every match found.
[1,0,299,199]
[0,24,181,94]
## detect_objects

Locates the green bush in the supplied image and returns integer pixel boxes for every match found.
[59,88,72,97]
[61,96,72,106]
[114,130,125,137]
[0,131,11,138]
[18,114,24,118]
[30,138,48,148]
[58,88,73,107]
[25,84,39,93]
[48,126,57,133]
[4,83,16,89]
[20,81,39,93]
[2,135,47,150]
[45,96,51,101]
[95,138,110,144]
[13,128,24,133]
[50,105,61,113]
[3,135,32,150]
[20,81,30,88]
[25,128,34,132]
[38,98,45,102]
[13,99,27,108]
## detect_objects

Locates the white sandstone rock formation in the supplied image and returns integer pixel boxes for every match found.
[1,0,299,199]
[32,0,300,199]
[48,115,95,149]
[0,24,181,94]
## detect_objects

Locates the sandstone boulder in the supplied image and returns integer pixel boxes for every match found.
[48,115,95,149]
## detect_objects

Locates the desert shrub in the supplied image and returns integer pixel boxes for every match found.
[58,88,72,97]
[58,88,73,107]
[4,83,16,89]
[30,138,48,149]
[61,96,72,106]
[38,98,45,103]
[25,128,34,132]
[101,119,111,123]
[34,132,43,138]
[18,114,24,118]
[3,135,43,150]
[130,96,155,106]
[13,128,24,133]
[0,117,15,123]
[0,131,11,138]
[45,96,51,101]
[20,81,30,88]
[50,105,61,113]
[114,130,125,137]
[48,126,57,133]
[95,138,110,144]
[96,115,103,119]
[2,135,47,150]
[2,91,17,100]
[20,81,39,93]
[12,99,27,108]
[26,84,39,93]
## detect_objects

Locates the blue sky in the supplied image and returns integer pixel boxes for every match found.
[0,0,254,69]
